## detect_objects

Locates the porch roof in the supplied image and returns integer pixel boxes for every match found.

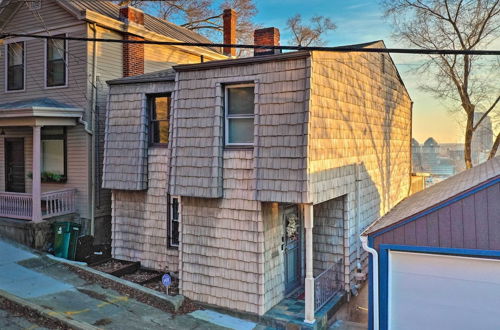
[0,98,83,119]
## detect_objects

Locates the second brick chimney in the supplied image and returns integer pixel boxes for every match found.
[119,6,144,25]
[120,6,145,77]
[254,27,281,56]
[223,9,237,57]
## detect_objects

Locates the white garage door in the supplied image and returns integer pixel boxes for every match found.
[389,251,500,330]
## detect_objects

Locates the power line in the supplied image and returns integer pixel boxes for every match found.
[1,33,500,56]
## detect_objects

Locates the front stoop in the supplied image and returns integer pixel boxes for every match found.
[262,292,347,330]
[0,213,79,251]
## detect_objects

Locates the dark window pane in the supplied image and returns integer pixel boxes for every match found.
[47,60,65,86]
[8,66,24,90]
[228,87,254,115]
[171,220,179,246]
[172,198,179,220]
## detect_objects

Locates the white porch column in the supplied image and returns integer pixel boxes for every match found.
[304,203,315,324]
[32,125,42,222]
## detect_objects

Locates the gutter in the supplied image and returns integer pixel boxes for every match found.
[361,235,379,330]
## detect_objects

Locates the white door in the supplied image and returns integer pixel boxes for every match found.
[388,251,500,330]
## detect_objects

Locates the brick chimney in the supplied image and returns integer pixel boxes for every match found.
[254,27,281,56]
[120,6,145,77]
[119,6,144,25]
[223,9,237,57]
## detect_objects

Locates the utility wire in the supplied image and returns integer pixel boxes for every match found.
[1,33,500,56]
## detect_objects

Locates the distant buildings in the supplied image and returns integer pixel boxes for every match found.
[412,137,457,186]
[472,112,494,164]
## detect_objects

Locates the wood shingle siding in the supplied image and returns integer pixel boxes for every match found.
[102,82,174,190]
[180,149,265,314]
[111,147,178,271]
[170,57,310,202]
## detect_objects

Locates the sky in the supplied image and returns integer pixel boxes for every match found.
[252,0,465,144]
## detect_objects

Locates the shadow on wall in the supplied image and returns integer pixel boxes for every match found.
[334,58,410,217]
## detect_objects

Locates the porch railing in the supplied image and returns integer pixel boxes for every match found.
[0,192,33,220]
[42,188,77,219]
[314,258,344,310]
[0,188,76,221]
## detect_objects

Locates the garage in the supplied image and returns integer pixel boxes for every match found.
[361,156,500,330]
[387,250,500,330]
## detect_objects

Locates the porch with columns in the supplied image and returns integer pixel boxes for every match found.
[0,98,83,222]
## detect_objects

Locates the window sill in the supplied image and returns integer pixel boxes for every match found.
[41,178,67,184]
[5,88,26,94]
[224,145,254,150]
[44,84,68,90]
[150,144,169,148]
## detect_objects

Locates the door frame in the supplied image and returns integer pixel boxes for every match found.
[282,203,303,295]
[4,137,25,193]
[378,244,500,330]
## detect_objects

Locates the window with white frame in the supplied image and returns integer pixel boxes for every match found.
[46,34,67,87]
[224,84,255,146]
[7,42,24,91]
[169,196,180,248]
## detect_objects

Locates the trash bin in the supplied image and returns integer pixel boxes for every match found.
[53,222,81,260]
[68,223,81,260]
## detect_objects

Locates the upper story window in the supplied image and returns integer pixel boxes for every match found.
[41,127,67,183]
[46,35,67,87]
[6,42,25,91]
[224,84,255,146]
[149,95,170,146]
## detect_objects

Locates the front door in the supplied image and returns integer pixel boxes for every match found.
[5,138,25,192]
[283,204,301,294]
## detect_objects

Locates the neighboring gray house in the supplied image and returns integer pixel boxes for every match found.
[0,0,224,248]
[103,30,412,322]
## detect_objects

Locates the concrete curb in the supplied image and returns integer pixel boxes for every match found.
[65,262,184,312]
[0,289,99,330]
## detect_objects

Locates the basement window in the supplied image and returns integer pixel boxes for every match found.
[168,196,180,248]
[224,84,255,146]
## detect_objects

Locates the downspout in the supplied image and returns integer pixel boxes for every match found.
[89,22,98,236]
[355,163,362,270]
[361,235,379,330]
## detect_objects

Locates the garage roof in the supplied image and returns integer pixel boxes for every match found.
[364,155,500,235]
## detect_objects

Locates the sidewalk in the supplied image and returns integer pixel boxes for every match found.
[0,238,259,330]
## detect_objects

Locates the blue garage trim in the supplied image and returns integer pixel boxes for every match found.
[370,177,499,239]
[377,244,500,330]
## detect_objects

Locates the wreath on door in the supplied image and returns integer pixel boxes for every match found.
[286,214,298,240]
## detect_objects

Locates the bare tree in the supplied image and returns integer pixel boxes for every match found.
[286,14,336,46]
[383,0,500,168]
[117,0,257,52]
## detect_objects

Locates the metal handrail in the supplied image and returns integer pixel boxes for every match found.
[314,258,343,310]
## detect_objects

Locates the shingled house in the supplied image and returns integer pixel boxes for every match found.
[103,29,412,323]
[0,0,225,248]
